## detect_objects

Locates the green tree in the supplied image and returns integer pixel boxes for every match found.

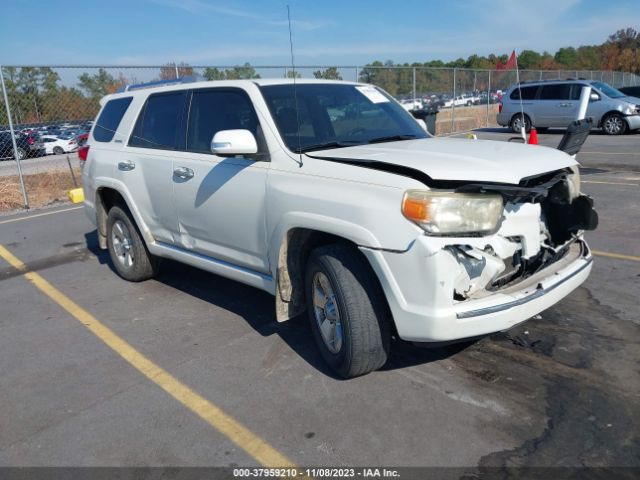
[313,67,343,80]
[554,47,578,68]
[517,50,543,69]
[225,63,261,79]
[203,67,226,80]
[78,68,117,98]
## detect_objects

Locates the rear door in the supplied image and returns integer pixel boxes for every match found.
[171,87,270,273]
[119,91,187,244]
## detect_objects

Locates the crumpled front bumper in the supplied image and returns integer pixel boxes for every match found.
[360,237,592,343]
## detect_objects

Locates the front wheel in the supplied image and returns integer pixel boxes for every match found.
[602,113,628,135]
[52,146,64,155]
[106,206,159,281]
[15,148,26,161]
[305,244,390,378]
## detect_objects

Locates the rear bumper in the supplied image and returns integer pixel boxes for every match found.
[496,112,510,127]
[361,237,592,342]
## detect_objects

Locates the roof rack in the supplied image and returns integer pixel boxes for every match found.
[117,75,200,93]
[517,78,592,86]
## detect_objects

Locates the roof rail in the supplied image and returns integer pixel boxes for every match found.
[117,75,200,93]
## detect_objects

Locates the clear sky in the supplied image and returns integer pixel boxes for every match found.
[1,0,638,66]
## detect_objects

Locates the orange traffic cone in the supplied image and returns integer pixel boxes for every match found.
[528,127,538,145]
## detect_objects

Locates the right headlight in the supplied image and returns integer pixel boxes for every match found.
[402,190,504,236]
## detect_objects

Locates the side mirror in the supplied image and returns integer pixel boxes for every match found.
[589,93,600,102]
[211,129,257,156]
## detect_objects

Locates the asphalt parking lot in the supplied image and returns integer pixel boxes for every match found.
[0,130,638,473]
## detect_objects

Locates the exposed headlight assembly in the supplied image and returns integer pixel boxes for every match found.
[402,190,504,236]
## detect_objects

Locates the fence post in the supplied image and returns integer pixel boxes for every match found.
[355,66,358,83]
[412,67,416,105]
[451,68,456,134]
[0,65,29,209]
[486,70,491,128]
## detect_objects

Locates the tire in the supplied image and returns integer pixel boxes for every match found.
[305,244,391,378]
[15,148,26,161]
[601,113,628,135]
[106,205,159,282]
[510,113,531,133]
[53,146,64,155]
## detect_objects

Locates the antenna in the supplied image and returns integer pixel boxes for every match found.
[287,5,303,166]
[514,51,526,141]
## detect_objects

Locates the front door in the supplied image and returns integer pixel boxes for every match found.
[535,83,575,127]
[171,88,270,273]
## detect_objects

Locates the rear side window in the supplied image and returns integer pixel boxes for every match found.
[186,89,259,153]
[510,86,538,100]
[539,84,571,100]
[93,97,132,142]
[129,92,186,150]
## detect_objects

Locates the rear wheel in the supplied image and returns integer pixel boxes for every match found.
[305,244,390,378]
[602,113,628,135]
[15,148,26,161]
[510,113,531,133]
[106,206,159,281]
[53,146,64,155]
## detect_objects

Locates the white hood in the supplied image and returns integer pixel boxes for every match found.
[309,138,577,185]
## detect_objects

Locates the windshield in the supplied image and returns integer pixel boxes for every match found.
[591,81,626,99]
[260,83,428,153]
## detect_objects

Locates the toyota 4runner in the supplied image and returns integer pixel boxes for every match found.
[81,78,598,378]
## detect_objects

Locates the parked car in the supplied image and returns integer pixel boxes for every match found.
[497,80,640,135]
[399,98,423,111]
[82,78,597,378]
[443,94,476,108]
[0,131,43,160]
[41,134,79,155]
[619,86,640,98]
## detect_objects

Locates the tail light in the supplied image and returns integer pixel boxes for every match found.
[498,103,503,113]
[27,137,34,145]
[69,140,76,145]
[78,145,89,161]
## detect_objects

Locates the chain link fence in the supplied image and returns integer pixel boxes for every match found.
[1,65,639,211]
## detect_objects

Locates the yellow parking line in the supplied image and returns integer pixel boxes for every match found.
[0,206,83,225]
[582,180,639,186]
[579,151,640,156]
[592,250,640,262]
[0,244,295,468]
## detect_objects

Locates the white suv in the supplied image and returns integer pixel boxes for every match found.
[81,78,598,378]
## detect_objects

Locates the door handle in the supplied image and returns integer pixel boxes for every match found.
[118,160,135,171]
[173,167,194,180]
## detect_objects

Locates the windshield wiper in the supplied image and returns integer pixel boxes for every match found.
[366,134,419,144]
[296,140,362,153]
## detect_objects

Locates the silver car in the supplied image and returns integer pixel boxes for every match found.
[497,79,640,135]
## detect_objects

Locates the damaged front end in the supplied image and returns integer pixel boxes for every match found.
[444,168,598,301]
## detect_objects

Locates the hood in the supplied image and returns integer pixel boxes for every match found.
[622,95,640,106]
[308,138,576,185]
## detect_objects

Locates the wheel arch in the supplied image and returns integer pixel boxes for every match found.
[95,184,152,250]
[273,225,392,324]
[598,110,628,128]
